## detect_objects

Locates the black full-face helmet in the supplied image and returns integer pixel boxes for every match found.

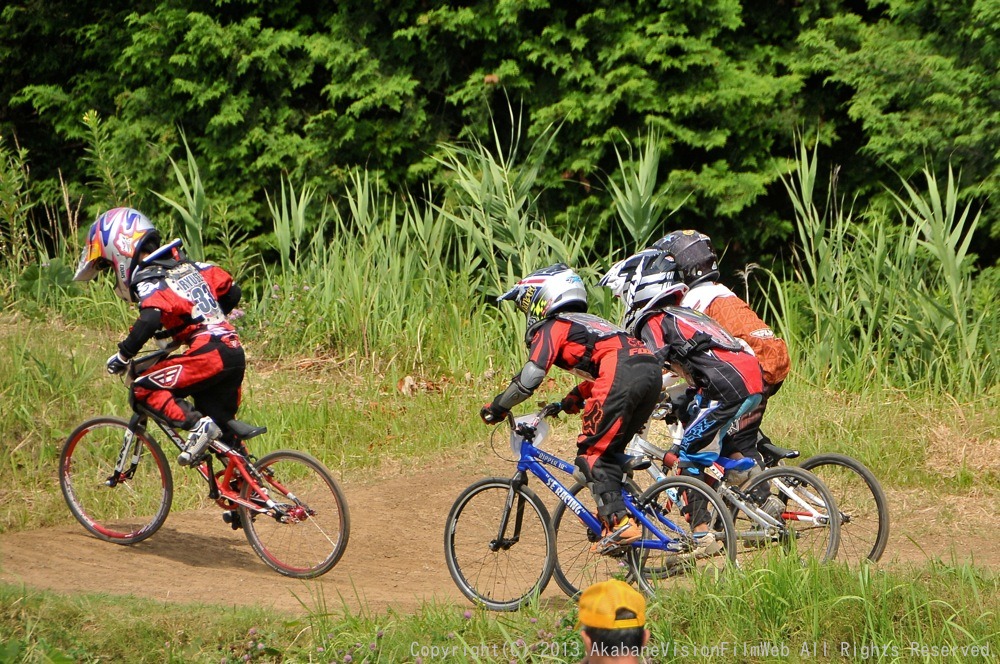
[652,230,719,286]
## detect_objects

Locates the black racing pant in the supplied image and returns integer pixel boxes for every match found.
[575,352,662,523]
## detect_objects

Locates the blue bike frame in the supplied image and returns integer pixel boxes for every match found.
[513,436,690,553]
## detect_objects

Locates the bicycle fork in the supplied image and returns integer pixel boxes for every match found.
[491,473,528,552]
[108,413,148,486]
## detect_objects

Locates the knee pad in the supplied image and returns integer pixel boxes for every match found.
[573,455,593,485]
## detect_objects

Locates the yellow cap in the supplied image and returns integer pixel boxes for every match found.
[575,580,646,630]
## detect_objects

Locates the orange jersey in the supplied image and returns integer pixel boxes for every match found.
[683,283,790,385]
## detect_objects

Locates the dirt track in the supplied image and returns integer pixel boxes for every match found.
[1,455,997,616]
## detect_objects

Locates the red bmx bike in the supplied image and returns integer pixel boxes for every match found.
[59,348,350,578]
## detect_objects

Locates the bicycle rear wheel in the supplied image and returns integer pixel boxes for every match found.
[239,450,350,578]
[59,417,173,544]
[800,453,889,563]
[631,476,737,595]
[551,481,638,599]
[444,477,555,611]
[734,466,840,567]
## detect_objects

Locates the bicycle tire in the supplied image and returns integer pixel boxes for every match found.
[799,453,889,563]
[59,416,173,544]
[734,466,841,567]
[551,481,642,599]
[631,476,737,595]
[444,477,555,611]
[239,450,350,579]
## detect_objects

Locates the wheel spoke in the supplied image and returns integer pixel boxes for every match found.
[800,453,890,563]
[445,479,554,611]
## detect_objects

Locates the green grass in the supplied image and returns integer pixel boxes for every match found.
[755,379,1000,491]
[1,557,997,663]
[1,316,998,663]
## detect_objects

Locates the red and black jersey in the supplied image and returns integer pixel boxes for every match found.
[119,259,240,358]
[528,312,653,381]
[638,306,763,403]
[493,310,661,523]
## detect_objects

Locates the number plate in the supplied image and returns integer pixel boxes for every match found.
[705,463,725,481]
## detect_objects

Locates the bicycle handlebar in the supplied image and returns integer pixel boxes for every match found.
[508,403,562,440]
[123,343,181,386]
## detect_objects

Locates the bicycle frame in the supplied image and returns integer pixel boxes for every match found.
[627,433,831,530]
[113,410,284,517]
[509,417,698,553]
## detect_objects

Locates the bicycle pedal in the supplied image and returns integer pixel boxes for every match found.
[592,539,627,556]
[222,510,242,530]
[591,523,637,555]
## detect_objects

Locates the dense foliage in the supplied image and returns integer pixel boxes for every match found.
[1,0,997,270]
[1,1,998,399]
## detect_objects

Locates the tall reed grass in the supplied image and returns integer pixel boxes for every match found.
[772,140,997,397]
[1,135,36,301]
[152,130,207,261]
[239,109,589,372]
[4,116,999,399]
[604,129,679,250]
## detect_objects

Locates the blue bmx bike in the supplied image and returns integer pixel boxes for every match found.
[444,405,737,610]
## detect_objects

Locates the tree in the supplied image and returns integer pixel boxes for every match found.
[796,0,999,262]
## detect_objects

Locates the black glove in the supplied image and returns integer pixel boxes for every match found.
[106,351,129,375]
[480,402,509,425]
[540,402,563,418]
[671,388,698,425]
[561,387,585,415]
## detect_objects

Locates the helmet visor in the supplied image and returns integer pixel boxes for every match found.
[72,243,111,282]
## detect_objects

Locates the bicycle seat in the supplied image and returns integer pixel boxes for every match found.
[759,441,799,460]
[609,452,652,473]
[715,456,756,472]
[227,419,267,440]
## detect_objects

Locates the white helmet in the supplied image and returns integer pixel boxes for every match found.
[600,249,688,335]
[73,208,160,302]
[498,263,588,333]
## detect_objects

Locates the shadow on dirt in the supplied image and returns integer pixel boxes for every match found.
[125,525,261,571]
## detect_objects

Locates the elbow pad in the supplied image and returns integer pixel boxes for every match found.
[218,283,242,314]
[493,362,547,411]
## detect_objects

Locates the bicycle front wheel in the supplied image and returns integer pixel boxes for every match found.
[59,416,173,544]
[444,478,555,611]
[551,481,638,599]
[239,450,350,579]
[800,453,889,563]
[631,476,737,595]
[735,466,841,567]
